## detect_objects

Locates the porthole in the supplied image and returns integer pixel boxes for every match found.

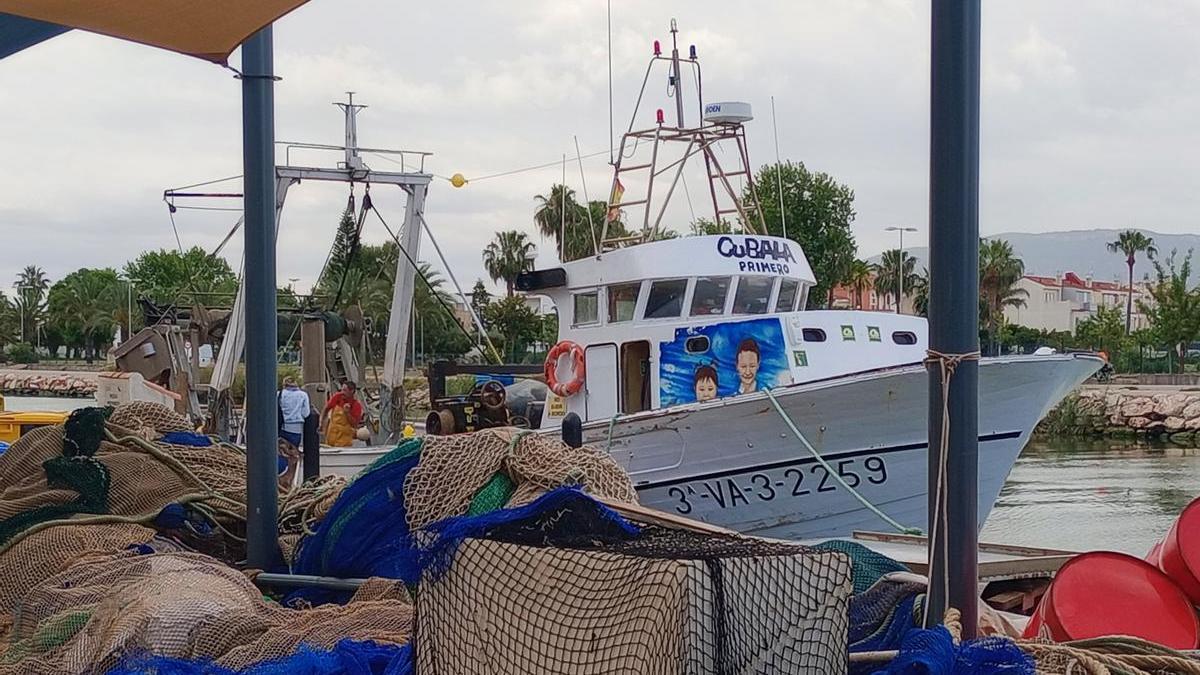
[685,336,710,353]
[801,328,827,342]
[892,331,918,345]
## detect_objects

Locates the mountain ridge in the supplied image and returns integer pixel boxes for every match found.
[866,229,1200,282]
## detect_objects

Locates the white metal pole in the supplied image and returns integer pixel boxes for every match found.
[897,228,904,314]
[771,96,787,240]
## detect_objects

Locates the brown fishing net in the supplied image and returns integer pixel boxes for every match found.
[0,551,413,675]
[404,428,637,529]
[0,404,252,563]
[417,533,853,675]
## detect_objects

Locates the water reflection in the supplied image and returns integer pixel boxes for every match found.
[982,437,1200,555]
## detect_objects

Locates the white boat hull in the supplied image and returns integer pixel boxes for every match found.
[319,354,1098,540]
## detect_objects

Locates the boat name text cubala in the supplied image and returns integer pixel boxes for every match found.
[716,236,797,274]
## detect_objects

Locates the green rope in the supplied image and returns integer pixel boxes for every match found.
[763,388,922,536]
[605,414,619,451]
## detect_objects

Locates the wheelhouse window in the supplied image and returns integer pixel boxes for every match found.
[607,283,640,323]
[572,291,598,326]
[732,276,774,315]
[690,276,730,316]
[644,279,688,319]
[775,278,801,312]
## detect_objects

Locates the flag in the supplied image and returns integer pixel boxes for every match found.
[607,178,624,223]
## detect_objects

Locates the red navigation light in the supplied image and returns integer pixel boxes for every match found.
[656,109,664,124]
[653,40,661,56]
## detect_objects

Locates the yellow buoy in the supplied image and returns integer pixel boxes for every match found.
[450,173,467,188]
[403,423,416,438]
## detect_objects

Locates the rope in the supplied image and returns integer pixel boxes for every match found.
[763,388,920,535]
[922,348,981,627]
[605,414,619,452]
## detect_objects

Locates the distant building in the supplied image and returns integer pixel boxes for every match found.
[830,271,917,314]
[1004,272,1151,334]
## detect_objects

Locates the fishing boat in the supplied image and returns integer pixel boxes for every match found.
[319,21,1101,541]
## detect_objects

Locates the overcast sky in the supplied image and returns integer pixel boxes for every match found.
[2,1,1199,301]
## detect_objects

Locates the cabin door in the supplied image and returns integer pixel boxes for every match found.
[584,343,618,421]
[621,341,651,413]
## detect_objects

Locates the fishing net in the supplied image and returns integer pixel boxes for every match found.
[403,428,637,529]
[294,432,637,584]
[2,551,414,675]
[0,404,250,566]
[416,492,854,675]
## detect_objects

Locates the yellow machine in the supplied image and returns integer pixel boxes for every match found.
[0,395,70,444]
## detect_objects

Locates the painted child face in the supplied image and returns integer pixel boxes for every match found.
[695,377,717,402]
[736,351,759,388]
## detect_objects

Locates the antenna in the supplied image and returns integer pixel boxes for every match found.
[334,91,368,172]
[608,0,614,166]
[771,96,787,239]
[669,18,685,128]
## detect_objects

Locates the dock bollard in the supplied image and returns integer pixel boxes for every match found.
[562,412,582,448]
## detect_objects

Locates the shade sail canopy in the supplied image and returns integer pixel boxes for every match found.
[0,0,309,62]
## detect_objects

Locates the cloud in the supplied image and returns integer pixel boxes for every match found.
[1,0,1199,306]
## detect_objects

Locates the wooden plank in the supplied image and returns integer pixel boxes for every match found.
[595,497,741,536]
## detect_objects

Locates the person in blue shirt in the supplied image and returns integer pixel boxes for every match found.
[277,377,311,486]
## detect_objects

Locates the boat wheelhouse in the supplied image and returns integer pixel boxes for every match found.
[520,233,928,428]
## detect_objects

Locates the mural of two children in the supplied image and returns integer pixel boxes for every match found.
[660,317,794,407]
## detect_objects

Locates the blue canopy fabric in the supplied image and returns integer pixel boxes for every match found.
[0,12,69,60]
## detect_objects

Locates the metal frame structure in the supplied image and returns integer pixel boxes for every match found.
[602,20,765,248]
[216,92,434,540]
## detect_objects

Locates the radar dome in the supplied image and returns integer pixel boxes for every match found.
[702,101,753,124]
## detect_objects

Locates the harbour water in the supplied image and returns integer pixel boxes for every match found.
[5,396,1193,556]
[981,437,1200,555]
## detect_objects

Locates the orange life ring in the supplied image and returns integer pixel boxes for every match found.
[544,340,586,397]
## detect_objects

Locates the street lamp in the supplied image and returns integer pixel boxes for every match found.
[118,275,140,340]
[884,226,918,314]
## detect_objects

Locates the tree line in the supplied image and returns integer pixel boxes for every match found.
[6,159,1197,374]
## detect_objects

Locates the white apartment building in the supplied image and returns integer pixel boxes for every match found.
[1004,272,1150,333]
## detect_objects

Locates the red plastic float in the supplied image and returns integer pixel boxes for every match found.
[1024,551,1199,649]
[1148,496,1200,605]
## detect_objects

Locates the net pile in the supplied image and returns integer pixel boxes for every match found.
[293,429,637,584]
[0,403,417,675]
[2,405,861,674]
[416,489,853,675]
[1,551,413,674]
[0,405,252,618]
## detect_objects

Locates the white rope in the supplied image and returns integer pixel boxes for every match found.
[921,348,981,628]
[763,388,920,535]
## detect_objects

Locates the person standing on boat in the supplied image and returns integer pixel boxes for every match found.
[735,338,761,395]
[322,380,363,447]
[277,376,310,486]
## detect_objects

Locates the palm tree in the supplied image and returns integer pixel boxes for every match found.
[483,230,536,297]
[1107,230,1157,334]
[871,249,919,312]
[14,265,49,343]
[979,239,1028,355]
[533,185,629,262]
[845,259,873,309]
[910,268,930,317]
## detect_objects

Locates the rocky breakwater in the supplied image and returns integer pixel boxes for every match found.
[1038,388,1200,444]
[0,372,97,398]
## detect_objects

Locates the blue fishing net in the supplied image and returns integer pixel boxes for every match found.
[160,432,213,447]
[292,436,641,590]
[106,639,412,675]
[872,625,1034,675]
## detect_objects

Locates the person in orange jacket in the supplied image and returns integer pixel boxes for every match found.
[321,380,364,447]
